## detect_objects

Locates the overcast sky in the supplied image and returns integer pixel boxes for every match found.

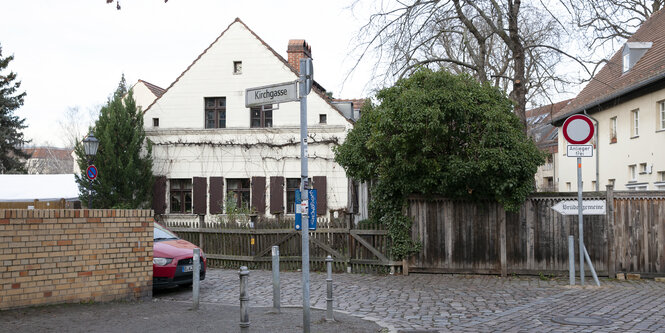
[1,0,375,147]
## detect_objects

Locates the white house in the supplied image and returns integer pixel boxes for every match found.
[552,9,665,191]
[141,18,359,223]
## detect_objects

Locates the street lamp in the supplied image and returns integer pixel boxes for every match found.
[82,133,99,209]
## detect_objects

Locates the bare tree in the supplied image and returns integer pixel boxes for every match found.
[58,106,86,149]
[349,0,598,132]
[563,0,662,52]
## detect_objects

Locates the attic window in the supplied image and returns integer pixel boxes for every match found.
[622,42,652,73]
[233,61,242,75]
[153,118,159,127]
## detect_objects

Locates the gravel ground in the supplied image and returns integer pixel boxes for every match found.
[0,298,385,333]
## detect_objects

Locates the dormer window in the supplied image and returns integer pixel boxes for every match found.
[622,42,652,73]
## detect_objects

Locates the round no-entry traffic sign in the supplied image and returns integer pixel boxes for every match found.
[562,115,594,144]
[86,165,98,180]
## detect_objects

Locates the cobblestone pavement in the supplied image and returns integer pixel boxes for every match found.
[155,268,665,332]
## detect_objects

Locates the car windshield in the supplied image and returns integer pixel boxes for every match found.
[154,224,179,241]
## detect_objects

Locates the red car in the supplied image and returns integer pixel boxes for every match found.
[153,223,207,288]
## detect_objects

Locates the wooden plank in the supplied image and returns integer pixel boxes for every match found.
[309,233,345,259]
[499,205,507,277]
[606,186,616,278]
[252,231,298,258]
[350,233,390,263]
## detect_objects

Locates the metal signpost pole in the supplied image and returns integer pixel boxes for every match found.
[299,57,312,333]
[577,157,585,286]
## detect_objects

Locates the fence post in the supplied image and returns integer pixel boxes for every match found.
[192,248,200,310]
[606,184,616,279]
[568,236,575,286]
[499,205,507,277]
[325,255,334,322]
[239,266,250,333]
[272,245,280,313]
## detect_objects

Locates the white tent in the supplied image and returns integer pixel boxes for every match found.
[0,174,79,202]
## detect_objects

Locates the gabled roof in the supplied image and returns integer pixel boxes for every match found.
[23,147,74,160]
[138,79,165,98]
[527,99,571,153]
[142,18,354,125]
[553,8,665,124]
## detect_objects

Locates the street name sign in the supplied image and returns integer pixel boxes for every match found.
[551,200,606,215]
[245,81,299,107]
[567,145,593,157]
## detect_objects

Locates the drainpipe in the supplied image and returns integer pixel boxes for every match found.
[584,110,600,191]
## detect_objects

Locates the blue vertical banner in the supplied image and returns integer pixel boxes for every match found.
[308,189,317,230]
[294,189,302,230]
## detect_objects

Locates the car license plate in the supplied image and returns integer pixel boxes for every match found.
[182,265,193,272]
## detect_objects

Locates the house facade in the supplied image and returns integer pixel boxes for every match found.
[142,19,357,223]
[526,100,570,192]
[553,9,665,191]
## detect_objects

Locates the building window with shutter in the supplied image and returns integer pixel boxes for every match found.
[285,178,311,214]
[205,97,226,129]
[170,179,192,213]
[227,179,250,209]
[250,105,272,128]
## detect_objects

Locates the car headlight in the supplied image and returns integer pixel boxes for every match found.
[153,257,173,266]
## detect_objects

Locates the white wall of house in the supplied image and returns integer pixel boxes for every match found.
[143,20,354,218]
[557,89,665,191]
[132,82,159,113]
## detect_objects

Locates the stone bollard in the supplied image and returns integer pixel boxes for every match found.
[239,266,250,332]
[272,245,280,313]
[325,255,334,322]
[193,248,200,310]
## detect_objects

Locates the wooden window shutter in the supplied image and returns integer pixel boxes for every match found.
[251,176,266,214]
[209,177,224,214]
[312,176,327,215]
[270,176,284,214]
[152,176,167,214]
[193,177,207,215]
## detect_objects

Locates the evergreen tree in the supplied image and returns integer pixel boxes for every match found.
[75,75,154,208]
[0,44,30,174]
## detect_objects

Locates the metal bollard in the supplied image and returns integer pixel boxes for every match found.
[325,255,334,322]
[193,248,200,310]
[239,266,250,332]
[272,245,280,313]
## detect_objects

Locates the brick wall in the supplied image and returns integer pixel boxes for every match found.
[0,209,153,310]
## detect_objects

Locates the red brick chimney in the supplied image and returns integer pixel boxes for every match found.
[287,39,312,73]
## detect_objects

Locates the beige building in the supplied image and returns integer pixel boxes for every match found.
[552,9,665,191]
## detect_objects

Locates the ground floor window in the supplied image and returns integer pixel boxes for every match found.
[286,178,311,214]
[170,179,192,213]
[227,178,250,210]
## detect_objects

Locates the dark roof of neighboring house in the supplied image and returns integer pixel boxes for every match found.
[142,18,355,125]
[527,99,571,153]
[553,8,665,124]
[138,79,166,98]
[22,147,74,160]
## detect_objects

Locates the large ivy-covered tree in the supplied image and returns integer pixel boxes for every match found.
[0,44,30,174]
[334,68,544,258]
[75,76,154,208]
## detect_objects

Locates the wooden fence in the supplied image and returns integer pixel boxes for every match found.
[407,187,665,277]
[0,199,72,209]
[160,216,401,274]
[160,187,664,277]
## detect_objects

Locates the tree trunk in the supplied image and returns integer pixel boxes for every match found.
[508,0,528,135]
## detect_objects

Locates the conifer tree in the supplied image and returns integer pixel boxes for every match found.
[0,44,30,174]
[75,75,154,208]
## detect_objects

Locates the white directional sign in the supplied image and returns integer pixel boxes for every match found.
[551,200,606,215]
[567,145,593,157]
[245,81,299,107]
